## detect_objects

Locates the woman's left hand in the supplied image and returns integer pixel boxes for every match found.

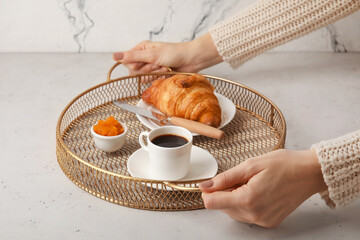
[113,33,222,75]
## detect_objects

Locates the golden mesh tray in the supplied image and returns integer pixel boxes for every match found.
[56,63,286,211]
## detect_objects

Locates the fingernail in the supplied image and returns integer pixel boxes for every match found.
[199,180,213,189]
[156,66,169,73]
[113,52,123,61]
[151,65,161,71]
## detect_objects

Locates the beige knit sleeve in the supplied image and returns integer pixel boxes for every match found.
[311,130,360,208]
[210,0,360,68]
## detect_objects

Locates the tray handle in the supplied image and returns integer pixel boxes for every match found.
[163,181,202,192]
[107,62,122,82]
[107,61,173,82]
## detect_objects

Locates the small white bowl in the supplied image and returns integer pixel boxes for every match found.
[90,122,128,152]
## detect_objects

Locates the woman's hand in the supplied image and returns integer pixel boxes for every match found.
[113,33,223,74]
[199,149,328,228]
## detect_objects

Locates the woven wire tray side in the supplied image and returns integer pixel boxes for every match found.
[56,72,286,211]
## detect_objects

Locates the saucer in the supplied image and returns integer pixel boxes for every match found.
[127,146,218,181]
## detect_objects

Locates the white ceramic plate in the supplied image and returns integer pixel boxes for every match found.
[127,146,218,181]
[136,93,236,136]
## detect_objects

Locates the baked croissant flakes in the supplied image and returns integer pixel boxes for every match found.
[142,74,222,128]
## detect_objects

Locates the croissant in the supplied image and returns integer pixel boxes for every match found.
[142,74,222,128]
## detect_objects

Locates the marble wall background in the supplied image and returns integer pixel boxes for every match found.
[0,0,359,53]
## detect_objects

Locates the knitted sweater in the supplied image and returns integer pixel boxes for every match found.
[312,130,360,208]
[209,0,360,208]
[210,0,360,68]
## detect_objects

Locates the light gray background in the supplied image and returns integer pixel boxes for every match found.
[0,0,359,52]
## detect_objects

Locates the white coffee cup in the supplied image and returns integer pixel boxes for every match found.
[138,126,193,181]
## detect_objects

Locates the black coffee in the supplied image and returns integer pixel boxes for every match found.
[151,134,188,148]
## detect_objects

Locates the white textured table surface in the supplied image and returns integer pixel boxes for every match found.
[0,53,359,239]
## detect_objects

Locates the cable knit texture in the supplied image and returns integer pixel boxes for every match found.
[311,130,360,208]
[209,0,360,68]
[209,0,360,208]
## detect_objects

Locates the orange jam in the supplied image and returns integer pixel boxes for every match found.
[93,116,124,136]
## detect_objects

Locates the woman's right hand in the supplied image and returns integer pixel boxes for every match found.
[113,33,223,74]
[199,149,328,228]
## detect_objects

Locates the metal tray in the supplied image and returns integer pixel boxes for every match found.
[56,62,286,211]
